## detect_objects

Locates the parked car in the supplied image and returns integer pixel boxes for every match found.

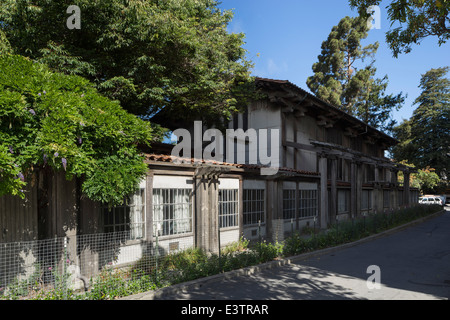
[419,197,443,206]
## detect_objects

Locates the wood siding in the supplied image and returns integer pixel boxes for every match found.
[0,183,38,243]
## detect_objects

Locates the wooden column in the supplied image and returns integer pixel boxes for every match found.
[239,176,244,238]
[295,182,299,232]
[373,164,380,214]
[209,175,219,253]
[356,161,363,217]
[145,172,154,253]
[391,169,398,209]
[195,175,210,252]
[319,155,328,229]
[265,179,274,242]
[330,157,337,223]
[350,160,357,219]
[403,171,411,206]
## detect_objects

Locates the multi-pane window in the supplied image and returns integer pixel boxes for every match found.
[383,190,391,208]
[283,190,296,220]
[153,189,192,236]
[298,190,318,218]
[364,164,375,183]
[283,189,318,220]
[398,190,404,206]
[326,127,342,145]
[103,188,145,240]
[219,189,239,228]
[361,190,372,211]
[337,158,344,181]
[243,189,265,225]
[337,189,350,214]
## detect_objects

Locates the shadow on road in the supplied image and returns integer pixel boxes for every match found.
[154,210,450,300]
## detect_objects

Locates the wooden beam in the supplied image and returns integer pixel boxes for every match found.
[294,106,307,118]
[284,140,317,152]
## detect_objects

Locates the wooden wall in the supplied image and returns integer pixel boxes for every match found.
[0,182,38,243]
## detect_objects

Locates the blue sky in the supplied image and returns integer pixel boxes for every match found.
[218,0,450,127]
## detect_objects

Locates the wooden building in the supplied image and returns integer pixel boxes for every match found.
[0,77,419,285]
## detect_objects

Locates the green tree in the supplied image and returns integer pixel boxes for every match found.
[409,67,450,179]
[0,0,254,128]
[306,16,405,132]
[0,29,12,54]
[0,54,159,206]
[391,118,416,162]
[397,162,441,194]
[349,0,450,57]
[414,167,441,194]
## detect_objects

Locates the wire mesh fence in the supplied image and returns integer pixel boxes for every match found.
[0,237,67,298]
[0,230,197,300]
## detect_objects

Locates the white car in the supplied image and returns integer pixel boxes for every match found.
[419,197,443,206]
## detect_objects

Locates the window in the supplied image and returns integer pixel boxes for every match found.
[298,190,318,218]
[351,137,363,152]
[337,158,344,181]
[243,189,265,225]
[153,189,192,236]
[219,189,239,228]
[326,127,342,145]
[364,164,375,182]
[383,190,390,208]
[103,188,145,240]
[398,190,404,206]
[361,190,372,211]
[365,144,378,157]
[283,189,296,220]
[337,189,350,214]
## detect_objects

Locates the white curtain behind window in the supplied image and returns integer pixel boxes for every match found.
[174,189,191,234]
[153,189,192,236]
[153,189,164,235]
[129,188,145,239]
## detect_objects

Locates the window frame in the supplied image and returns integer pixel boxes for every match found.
[361,189,373,211]
[243,189,265,226]
[337,189,350,214]
[102,187,146,241]
[298,189,318,219]
[383,189,391,208]
[219,189,239,229]
[152,188,193,237]
[283,189,296,220]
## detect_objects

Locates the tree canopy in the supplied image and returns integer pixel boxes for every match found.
[349,0,450,57]
[0,0,254,128]
[306,16,405,133]
[0,54,159,206]
[392,66,450,181]
[397,161,442,194]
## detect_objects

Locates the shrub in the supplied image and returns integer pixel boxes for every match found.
[255,241,284,263]
[221,237,250,255]
[283,233,311,256]
[86,268,129,300]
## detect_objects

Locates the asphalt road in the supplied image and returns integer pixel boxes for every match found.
[154,207,450,300]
